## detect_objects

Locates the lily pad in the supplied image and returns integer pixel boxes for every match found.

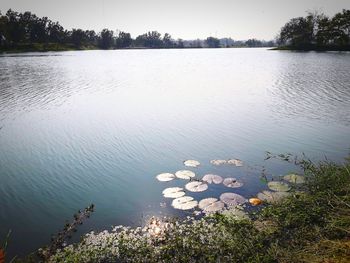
[199,198,225,213]
[162,187,185,198]
[183,160,200,167]
[185,181,208,192]
[172,196,198,210]
[198,198,218,209]
[257,190,290,204]
[267,181,291,192]
[249,197,263,206]
[223,178,243,188]
[202,174,223,184]
[283,173,305,184]
[221,207,249,220]
[227,159,243,167]
[220,193,247,206]
[156,173,175,182]
[175,170,195,180]
[210,159,227,165]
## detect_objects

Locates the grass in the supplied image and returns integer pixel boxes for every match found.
[0,43,98,53]
[10,156,350,262]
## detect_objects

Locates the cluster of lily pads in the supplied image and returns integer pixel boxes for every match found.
[156,159,249,215]
[257,173,305,203]
[156,159,305,215]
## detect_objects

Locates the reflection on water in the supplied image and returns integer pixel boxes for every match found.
[0,48,349,257]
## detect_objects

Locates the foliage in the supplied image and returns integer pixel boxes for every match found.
[278,9,350,50]
[98,29,114,49]
[115,31,132,48]
[38,204,95,261]
[0,230,11,263]
[205,37,220,48]
[42,157,350,262]
[0,9,276,52]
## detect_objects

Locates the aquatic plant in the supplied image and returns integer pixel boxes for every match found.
[220,193,247,206]
[257,190,290,204]
[202,174,223,184]
[175,170,195,179]
[183,160,200,167]
[267,181,291,192]
[227,159,243,167]
[198,198,225,213]
[185,181,208,192]
[162,187,185,198]
[172,196,198,210]
[283,173,305,184]
[210,159,227,165]
[223,177,243,188]
[156,173,175,182]
[38,204,94,260]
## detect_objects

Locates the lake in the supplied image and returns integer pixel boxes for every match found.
[0,48,350,257]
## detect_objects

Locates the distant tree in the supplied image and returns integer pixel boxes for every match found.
[278,16,314,47]
[70,29,86,47]
[115,31,132,48]
[85,30,97,45]
[98,29,114,49]
[5,9,25,43]
[47,21,65,43]
[0,11,8,46]
[163,33,175,48]
[135,31,162,48]
[146,31,162,47]
[278,9,350,49]
[205,37,220,48]
[329,9,350,45]
[315,16,332,45]
[245,38,262,47]
[177,38,184,48]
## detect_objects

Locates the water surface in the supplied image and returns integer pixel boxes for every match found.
[0,48,349,257]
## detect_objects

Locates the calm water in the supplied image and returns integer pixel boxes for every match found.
[0,48,350,257]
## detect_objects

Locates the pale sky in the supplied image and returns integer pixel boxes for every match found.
[1,0,350,40]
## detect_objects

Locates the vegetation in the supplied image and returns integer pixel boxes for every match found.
[12,156,350,262]
[276,9,350,50]
[0,9,274,52]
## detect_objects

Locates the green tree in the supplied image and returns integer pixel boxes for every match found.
[98,29,114,49]
[329,9,350,45]
[70,29,86,47]
[246,39,262,47]
[278,17,314,47]
[135,31,162,48]
[163,33,175,48]
[115,31,132,48]
[205,37,220,48]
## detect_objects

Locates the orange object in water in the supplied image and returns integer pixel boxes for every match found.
[249,197,263,206]
[0,249,5,263]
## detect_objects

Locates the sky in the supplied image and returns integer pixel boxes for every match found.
[1,0,350,40]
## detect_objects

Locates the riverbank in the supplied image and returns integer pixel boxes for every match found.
[0,44,274,54]
[21,157,349,263]
[0,43,98,53]
[272,45,350,51]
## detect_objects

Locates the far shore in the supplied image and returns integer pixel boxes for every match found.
[271,45,350,52]
[0,45,272,54]
[2,45,350,54]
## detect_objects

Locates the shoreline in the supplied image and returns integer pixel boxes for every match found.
[8,156,350,262]
[0,45,273,54]
[271,45,350,52]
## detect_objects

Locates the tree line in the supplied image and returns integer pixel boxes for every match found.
[277,9,350,50]
[0,9,274,51]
